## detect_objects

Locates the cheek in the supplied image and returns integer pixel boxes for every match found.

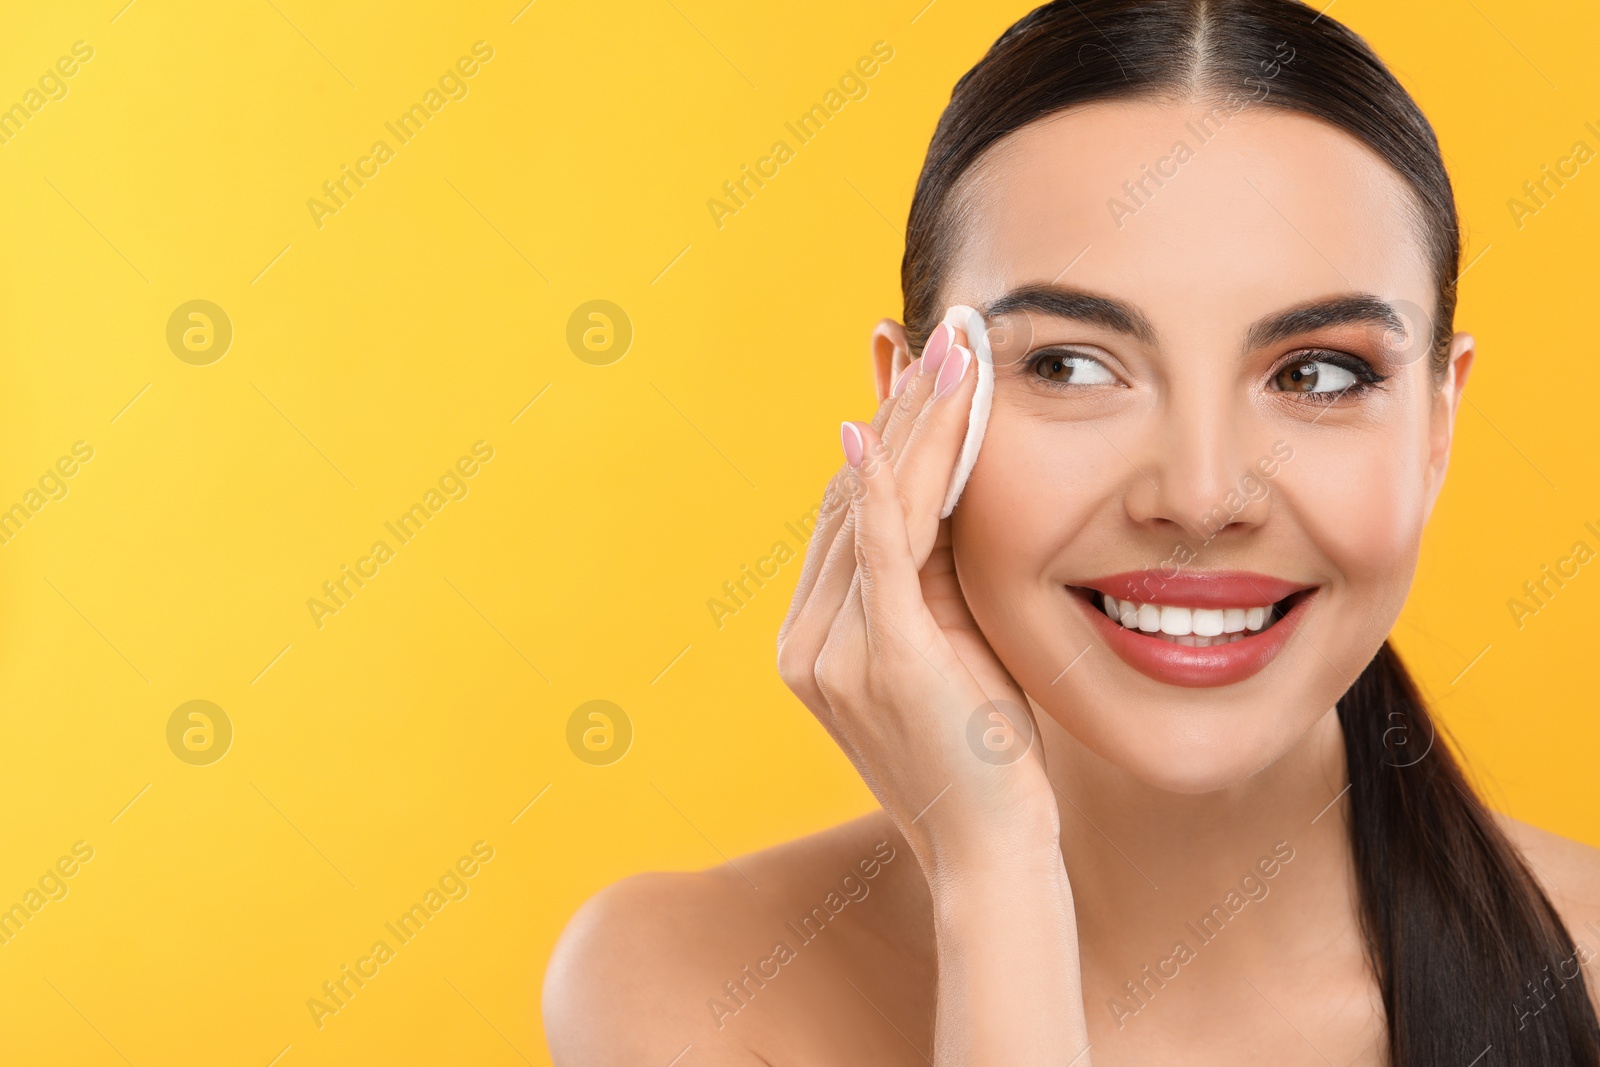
[950,408,1119,579]
[948,406,1138,695]
[1276,421,1431,593]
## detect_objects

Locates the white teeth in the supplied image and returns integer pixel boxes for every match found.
[1159,605,1192,636]
[1091,591,1284,642]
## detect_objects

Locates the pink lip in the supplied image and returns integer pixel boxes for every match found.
[1066,580,1318,688]
[1074,570,1313,609]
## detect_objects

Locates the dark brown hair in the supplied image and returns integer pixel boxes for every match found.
[900,2,1600,1062]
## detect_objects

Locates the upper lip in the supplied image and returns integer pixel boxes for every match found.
[1071,570,1316,609]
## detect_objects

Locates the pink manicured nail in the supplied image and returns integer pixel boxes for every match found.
[891,360,919,398]
[840,421,865,467]
[934,344,971,398]
[921,323,952,378]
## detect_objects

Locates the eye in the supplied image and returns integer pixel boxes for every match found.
[1030,348,1117,386]
[1273,360,1355,393]
[1269,351,1384,400]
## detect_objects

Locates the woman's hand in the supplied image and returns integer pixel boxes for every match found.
[777,322,1092,1064]
[776,322,1056,870]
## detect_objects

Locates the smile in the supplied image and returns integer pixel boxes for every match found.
[1092,594,1280,646]
[1065,572,1318,688]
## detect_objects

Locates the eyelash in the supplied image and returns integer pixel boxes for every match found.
[1267,349,1389,403]
[1024,347,1389,403]
[1025,348,1117,389]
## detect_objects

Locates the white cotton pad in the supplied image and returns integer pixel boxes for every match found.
[938,303,993,518]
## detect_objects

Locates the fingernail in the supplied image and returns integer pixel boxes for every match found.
[840,421,865,467]
[934,344,971,398]
[891,360,920,398]
[921,323,952,378]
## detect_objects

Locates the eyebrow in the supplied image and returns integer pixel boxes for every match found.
[1244,294,1407,351]
[981,284,1408,351]
[984,284,1158,346]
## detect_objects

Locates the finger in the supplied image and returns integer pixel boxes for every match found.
[781,495,867,709]
[778,466,853,648]
[780,325,959,685]
[786,379,905,629]
[831,324,956,592]
[781,334,941,641]
[877,320,953,458]
[891,332,979,564]
[844,420,938,648]
[780,412,908,708]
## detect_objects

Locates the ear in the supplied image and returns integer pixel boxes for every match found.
[871,318,911,402]
[1424,331,1476,519]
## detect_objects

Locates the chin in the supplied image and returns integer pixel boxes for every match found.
[1019,604,1379,797]
[1035,692,1328,796]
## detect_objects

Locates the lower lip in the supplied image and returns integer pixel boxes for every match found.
[1068,587,1316,688]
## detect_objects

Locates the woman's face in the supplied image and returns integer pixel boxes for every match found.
[932,99,1472,794]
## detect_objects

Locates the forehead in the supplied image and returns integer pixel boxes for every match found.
[946,99,1435,339]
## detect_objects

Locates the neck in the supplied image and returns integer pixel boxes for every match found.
[1038,704,1362,1005]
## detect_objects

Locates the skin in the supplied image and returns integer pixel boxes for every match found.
[543,99,1600,1065]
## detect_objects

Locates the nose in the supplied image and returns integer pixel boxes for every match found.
[1120,385,1275,544]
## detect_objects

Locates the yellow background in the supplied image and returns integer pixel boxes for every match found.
[1,0,1595,1062]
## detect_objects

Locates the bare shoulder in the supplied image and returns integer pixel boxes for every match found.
[541,861,754,1066]
[1494,811,1600,926]
[542,810,932,1067]
[1493,811,1600,999]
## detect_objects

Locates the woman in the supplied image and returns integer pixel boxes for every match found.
[545,1,1600,1063]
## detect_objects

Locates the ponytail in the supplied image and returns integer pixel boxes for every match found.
[1339,641,1600,1065]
